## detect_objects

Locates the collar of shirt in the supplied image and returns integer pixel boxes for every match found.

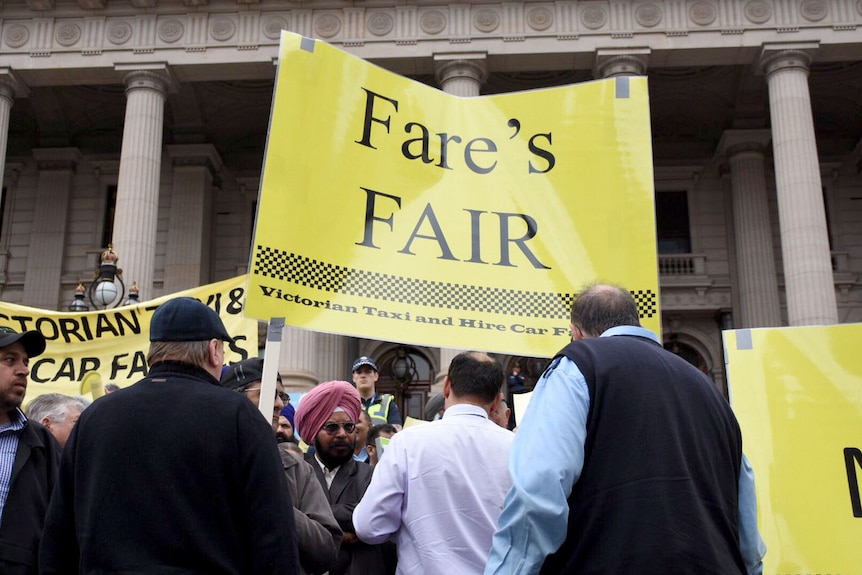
[314,453,341,488]
[0,408,27,435]
[361,393,379,407]
[600,325,661,344]
[441,403,489,420]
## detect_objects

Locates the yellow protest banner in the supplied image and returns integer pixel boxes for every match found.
[2,275,258,401]
[724,324,862,573]
[247,32,659,357]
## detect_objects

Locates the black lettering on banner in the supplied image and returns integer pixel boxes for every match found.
[227,288,244,314]
[528,133,555,174]
[206,292,223,314]
[356,187,402,249]
[29,356,102,384]
[356,187,551,270]
[58,317,88,343]
[128,351,148,379]
[29,358,54,384]
[355,88,399,149]
[111,353,130,380]
[113,310,141,336]
[845,447,862,518]
[35,317,59,340]
[355,87,556,176]
[228,336,249,361]
[399,203,457,261]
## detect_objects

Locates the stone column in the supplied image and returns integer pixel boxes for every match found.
[0,69,27,208]
[432,54,486,391]
[761,45,837,325]
[316,332,348,383]
[717,130,782,328]
[279,326,319,392]
[23,148,81,309]
[434,53,487,97]
[111,66,171,301]
[163,144,222,294]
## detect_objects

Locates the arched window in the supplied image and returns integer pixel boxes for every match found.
[375,346,434,421]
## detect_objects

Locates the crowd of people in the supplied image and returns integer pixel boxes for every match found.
[0,285,766,574]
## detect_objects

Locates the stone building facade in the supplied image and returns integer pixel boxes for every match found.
[1,0,860,417]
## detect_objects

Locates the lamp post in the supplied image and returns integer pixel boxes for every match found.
[68,245,133,311]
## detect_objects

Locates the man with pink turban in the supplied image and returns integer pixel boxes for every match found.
[295,381,393,575]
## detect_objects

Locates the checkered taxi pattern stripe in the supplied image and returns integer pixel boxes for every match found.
[253,245,657,320]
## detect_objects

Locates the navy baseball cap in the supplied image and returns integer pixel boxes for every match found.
[352,356,378,372]
[0,326,46,357]
[150,297,234,343]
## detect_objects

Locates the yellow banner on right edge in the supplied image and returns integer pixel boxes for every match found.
[724,324,862,574]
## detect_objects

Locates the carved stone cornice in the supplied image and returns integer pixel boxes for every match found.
[0,2,857,87]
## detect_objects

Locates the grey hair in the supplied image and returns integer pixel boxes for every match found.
[26,393,91,424]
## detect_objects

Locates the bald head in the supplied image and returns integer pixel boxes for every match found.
[570,284,641,338]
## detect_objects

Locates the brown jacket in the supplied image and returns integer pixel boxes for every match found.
[279,444,342,575]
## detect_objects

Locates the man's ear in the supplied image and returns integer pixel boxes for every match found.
[570,323,585,341]
[443,377,452,399]
[489,392,503,414]
[41,417,53,430]
[207,339,223,368]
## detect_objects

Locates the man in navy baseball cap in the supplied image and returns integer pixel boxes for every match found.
[41,296,299,574]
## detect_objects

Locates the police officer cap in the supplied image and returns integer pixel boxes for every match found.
[150,297,234,343]
[352,356,378,372]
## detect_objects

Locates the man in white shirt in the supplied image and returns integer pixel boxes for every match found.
[353,351,514,575]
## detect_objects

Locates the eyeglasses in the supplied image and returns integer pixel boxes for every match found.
[321,421,356,435]
[241,388,290,403]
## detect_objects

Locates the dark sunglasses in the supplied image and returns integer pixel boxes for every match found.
[321,421,356,435]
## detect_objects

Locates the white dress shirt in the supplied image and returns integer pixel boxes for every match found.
[354,403,514,575]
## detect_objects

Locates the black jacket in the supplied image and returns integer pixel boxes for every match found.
[305,455,392,575]
[0,413,61,575]
[40,361,300,575]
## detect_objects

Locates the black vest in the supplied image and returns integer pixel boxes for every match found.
[540,335,746,574]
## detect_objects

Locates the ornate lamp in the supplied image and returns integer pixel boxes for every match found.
[68,283,90,312]
[121,282,140,307]
[68,245,131,311]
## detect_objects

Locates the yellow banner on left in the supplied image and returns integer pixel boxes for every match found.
[2,275,258,400]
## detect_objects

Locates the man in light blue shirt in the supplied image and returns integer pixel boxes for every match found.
[486,284,766,574]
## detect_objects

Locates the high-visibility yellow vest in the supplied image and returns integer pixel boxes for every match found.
[365,394,394,425]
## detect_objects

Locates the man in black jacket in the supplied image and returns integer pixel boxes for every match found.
[40,297,300,574]
[0,326,60,575]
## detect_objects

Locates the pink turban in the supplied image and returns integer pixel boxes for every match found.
[295,380,362,442]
